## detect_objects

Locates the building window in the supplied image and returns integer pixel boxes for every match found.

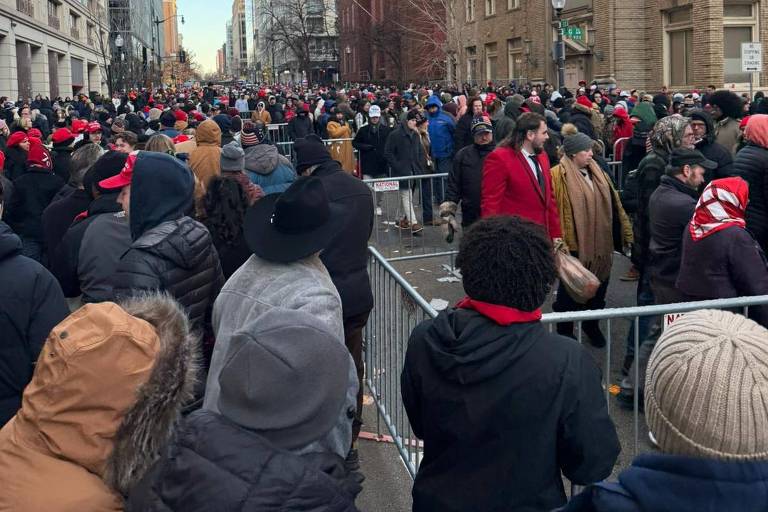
[665,8,692,86]
[70,11,80,39]
[723,1,759,84]
[466,46,477,80]
[507,38,522,79]
[485,42,498,81]
[466,0,475,21]
[485,0,495,15]
[507,0,519,9]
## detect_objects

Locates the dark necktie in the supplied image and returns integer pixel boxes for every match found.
[528,155,545,196]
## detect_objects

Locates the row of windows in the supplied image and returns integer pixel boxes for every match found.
[465,0,519,21]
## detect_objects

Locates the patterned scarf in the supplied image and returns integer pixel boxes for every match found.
[689,177,749,241]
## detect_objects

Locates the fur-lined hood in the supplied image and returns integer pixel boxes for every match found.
[0,293,198,509]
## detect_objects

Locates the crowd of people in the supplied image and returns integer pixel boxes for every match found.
[0,78,767,510]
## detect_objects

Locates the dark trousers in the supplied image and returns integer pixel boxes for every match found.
[552,276,610,335]
[625,270,655,358]
[344,309,370,445]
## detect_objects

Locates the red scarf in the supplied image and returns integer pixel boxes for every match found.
[456,297,541,325]
[689,177,749,241]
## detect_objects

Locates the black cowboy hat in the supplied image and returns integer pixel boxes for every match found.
[244,176,344,263]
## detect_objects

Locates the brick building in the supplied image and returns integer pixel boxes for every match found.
[339,0,768,90]
[337,0,445,83]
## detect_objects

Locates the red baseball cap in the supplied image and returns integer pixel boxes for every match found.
[28,128,43,139]
[87,122,102,133]
[6,131,28,147]
[99,150,137,190]
[52,127,74,144]
[174,109,188,122]
[71,119,88,134]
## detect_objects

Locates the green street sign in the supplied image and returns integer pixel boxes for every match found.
[567,27,583,40]
[560,19,568,28]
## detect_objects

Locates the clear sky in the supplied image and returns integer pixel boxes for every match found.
[177,0,225,74]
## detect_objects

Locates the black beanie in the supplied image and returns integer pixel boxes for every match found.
[294,134,332,172]
[160,110,176,128]
[84,150,129,197]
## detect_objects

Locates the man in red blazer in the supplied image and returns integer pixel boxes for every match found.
[481,112,562,241]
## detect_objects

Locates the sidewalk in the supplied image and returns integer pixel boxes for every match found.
[356,395,413,512]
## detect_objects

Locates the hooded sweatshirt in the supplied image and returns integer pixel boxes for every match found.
[401,306,620,512]
[243,143,296,194]
[425,95,455,158]
[188,119,221,189]
[0,295,198,512]
[688,109,735,181]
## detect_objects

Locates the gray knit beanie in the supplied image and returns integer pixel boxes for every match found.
[220,142,244,172]
[217,308,351,451]
[645,309,768,460]
[562,132,594,156]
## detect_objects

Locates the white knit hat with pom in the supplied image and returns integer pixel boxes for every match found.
[645,309,768,460]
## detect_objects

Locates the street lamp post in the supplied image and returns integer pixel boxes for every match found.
[115,33,124,92]
[551,0,566,93]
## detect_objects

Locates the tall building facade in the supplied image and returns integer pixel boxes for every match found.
[109,0,164,91]
[0,0,111,98]
[161,0,179,58]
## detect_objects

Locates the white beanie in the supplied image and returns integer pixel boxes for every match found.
[550,91,563,102]
[645,309,768,461]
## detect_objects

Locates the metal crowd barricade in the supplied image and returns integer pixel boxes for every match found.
[365,244,768,483]
[363,174,457,263]
[609,137,630,189]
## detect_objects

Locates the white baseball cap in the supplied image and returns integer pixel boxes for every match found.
[369,105,381,118]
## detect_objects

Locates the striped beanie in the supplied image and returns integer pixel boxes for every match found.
[645,309,768,460]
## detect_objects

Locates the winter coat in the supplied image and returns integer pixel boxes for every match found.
[445,142,494,227]
[733,143,768,250]
[402,307,620,512]
[326,121,355,173]
[480,145,563,238]
[51,193,132,302]
[204,253,358,460]
[625,149,668,268]
[51,146,73,183]
[41,188,91,256]
[384,122,427,189]
[453,112,475,150]
[352,122,391,178]
[647,175,698,287]
[620,132,651,199]
[125,410,361,512]
[5,166,65,242]
[244,143,296,194]
[715,117,741,154]
[188,120,222,189]
[288,113,314,140]
[0,294,198,512]
[494,98,524,142]
[0,222,67,427]
[569,103,597,140]
[676,225,768,327]
[562,453,768,512]
[689,109,735,181]
[113,217,224,332]
[206,229,250,279]
[425,96,455,158]
[3,146,27,181]
[250,109,272,124]
[551,162,633,255]
[312,159,374,319]
[267,104,283,124]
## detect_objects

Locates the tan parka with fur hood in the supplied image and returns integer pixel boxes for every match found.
[0,294,199,511]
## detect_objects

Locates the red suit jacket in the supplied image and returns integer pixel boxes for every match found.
[481,146,562,238]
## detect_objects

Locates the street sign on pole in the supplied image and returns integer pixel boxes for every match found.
[742,42,762,72]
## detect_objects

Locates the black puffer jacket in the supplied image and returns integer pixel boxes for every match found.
[352,122,391,178]
[126,409,361,512]
[733,143,768,251]
[5,166,65,242]
[445,142,495,226]
[112,152,224,332]
[569,105,597,140]
[0,221,68,427]
[113,217,224,331]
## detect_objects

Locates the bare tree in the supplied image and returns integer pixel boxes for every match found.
[262,0,336,81]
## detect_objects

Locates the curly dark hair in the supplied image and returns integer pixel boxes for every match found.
[456,216,556,311]
[709,90,744,120]
[204,176,248,245]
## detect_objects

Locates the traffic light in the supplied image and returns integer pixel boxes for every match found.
[179,50,186,63]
